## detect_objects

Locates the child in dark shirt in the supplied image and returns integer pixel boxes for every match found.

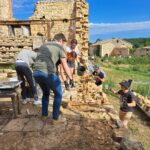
[117,80,136,128]
[92,65,105,87]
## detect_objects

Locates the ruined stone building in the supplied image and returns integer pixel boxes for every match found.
[0,0,89,64]
[89,39,133,57]
[133,46,150,57]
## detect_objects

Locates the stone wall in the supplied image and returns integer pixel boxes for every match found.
[0,37,33,63]
[0,25,9,36]
[133,48,150,57]
[30,0,89,60]
[101,43,115,57]
[0,0,89,64]
[111,48,129,57]
[0,0,12,20]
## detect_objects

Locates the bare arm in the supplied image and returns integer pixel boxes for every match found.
[61,58,73,80]
[98,77,105,82]
[128,100,136,107]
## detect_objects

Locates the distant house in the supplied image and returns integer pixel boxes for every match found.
[133,46,150,56]
[89,38,133,57]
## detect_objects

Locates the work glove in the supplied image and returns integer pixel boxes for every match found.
[77,62,80,67]
[70,79,75,88]
[64,81,70,90]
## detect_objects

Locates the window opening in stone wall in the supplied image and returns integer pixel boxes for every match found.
[8,25,15,37]
[9,25,31,37]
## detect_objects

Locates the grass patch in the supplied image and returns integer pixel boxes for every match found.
[97,56,150,98]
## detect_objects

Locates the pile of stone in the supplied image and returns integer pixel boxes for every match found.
[134,92,150,117]
[66,75,119,122]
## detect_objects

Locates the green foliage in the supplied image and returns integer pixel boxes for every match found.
[96,56,150,98]
[125,38,150,48]
[107,56,150,65]
[103,80,115,94]
[134,84,150,97]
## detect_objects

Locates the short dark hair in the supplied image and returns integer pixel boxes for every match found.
[71,39,78,44]
[53,33,67,42]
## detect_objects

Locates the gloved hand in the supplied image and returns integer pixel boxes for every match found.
[64,81,70,90]
[77,62,80,67]
[95,79,102,86]
[70,79,75,88]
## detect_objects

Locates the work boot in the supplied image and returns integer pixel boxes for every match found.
[64,81,70,90]
[52,116,66,125]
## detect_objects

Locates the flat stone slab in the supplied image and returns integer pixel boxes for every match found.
[121,138,145,150]
[0,118,9,130]
[2,118,29,132]
[23,117,44,132]
[112,128,129,142]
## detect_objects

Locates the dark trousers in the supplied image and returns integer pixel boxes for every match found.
[15,62,38,100]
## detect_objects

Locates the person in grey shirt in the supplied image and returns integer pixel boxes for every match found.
[15,49,40,105]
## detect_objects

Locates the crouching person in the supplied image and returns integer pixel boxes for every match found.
[15,48,40,105]
[93,65,105,90]
[33,33,73,124]
[92,64,109,104]
[118,80,136,128]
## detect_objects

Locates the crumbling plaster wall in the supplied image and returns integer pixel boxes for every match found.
[0,0,12,20]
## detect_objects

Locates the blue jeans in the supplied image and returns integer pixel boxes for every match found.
[33,70,62,119]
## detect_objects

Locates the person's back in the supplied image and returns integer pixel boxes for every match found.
[34,42,66,74]
[16,49,37,66]
[15,49,39,105]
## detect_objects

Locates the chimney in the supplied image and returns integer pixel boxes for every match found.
[0,0,13,20]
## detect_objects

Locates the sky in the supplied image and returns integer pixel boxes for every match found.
[12,0,150,42]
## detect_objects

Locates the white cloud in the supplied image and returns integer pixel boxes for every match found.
[89,21,150,35]
[12,0,37,9]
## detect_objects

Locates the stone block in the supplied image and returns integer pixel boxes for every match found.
[2,118,29,132]
[112,128,129,142]
[23,117,44,132]
[120,138,145,150]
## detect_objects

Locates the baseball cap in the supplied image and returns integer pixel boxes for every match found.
[119,80,130,89]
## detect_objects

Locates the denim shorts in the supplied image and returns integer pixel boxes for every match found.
[67,61,75,68]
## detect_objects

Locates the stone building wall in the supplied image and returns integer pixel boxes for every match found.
[0,37,33,63]
[101,43,115,57]
[0,0,89,64]
[0,25,9,36]
[0,0,12,20]
[133,48,150,57]
[111,48,129,57]
[30,0,89,60]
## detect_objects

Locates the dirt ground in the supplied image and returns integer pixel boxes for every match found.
[0,96,118,150]
[108,94,150,150]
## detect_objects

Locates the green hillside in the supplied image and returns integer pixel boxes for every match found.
[124,38,150,48]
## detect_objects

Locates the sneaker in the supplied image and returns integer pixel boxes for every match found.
[33,100,42,105]
[52,116,66,125]
[22,98,30,105]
